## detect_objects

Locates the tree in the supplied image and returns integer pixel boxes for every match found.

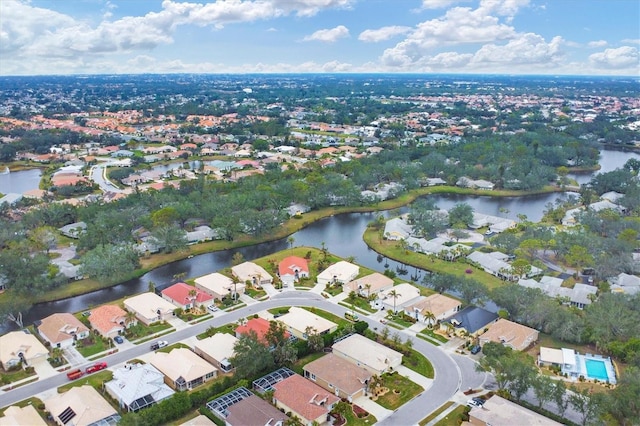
[569,386,604,426]
[605,367,640,425]
[80,244,139,284]
[266,320,298,367]
[552,380,570,417]
[149,224,188,254]
[231,251,245,266]
[305,326,324,352]
[449,203,474,228]
[564,245,594,272]
[231,331,274,379]
[347,291,358,316]
[287,236,295,249]
[457,278,487,306]
[423,273,458,294]
[532,373,555,409]
[388,289,401,315]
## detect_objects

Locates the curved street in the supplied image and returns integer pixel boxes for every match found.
[0,290,491,424]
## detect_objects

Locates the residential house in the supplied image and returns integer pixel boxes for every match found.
[186,225,218,244]
[478,318,539,351]
[231,262,273,287]
[235,317,285,345]
[181,415,216,426]
[518,276,597,309]
[0,405,47,426]
[150,348,217,391]
[105,363,175,412]
[383,216,413,240]
[161,282,213,310]
[194,333,238,373]
[344,272,394,298]
[538,347,570,369]
[441,306,499,337]
[0,330,48,369]
[195,272,245,300]
[609,272,640,295]
[278,256,310,287]
[375,283,421,313]
[467,251,542,281]
[277,307,338,339]
[58,222,87,239]
[37,313,90,349]
[316,261,359,286]
[272,374,340,426]
[44,385,121,426]
[468,395,561,426]
[88,304,135,339]
[331,334,403,376]
[303,353,372,402]
[123,292,177,325]
[456,176,495,190]
[226,394,288,426]
[404,293,461,325]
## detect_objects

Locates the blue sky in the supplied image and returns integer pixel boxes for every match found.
[1,0,638,76]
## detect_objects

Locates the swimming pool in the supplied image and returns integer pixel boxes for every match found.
[585,359,608,381]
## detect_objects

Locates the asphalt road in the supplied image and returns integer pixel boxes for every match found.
[0,291,488,424]
[90,162,124,194]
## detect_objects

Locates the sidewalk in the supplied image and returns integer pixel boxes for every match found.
[352,395,393,422]
[396,365,433,391]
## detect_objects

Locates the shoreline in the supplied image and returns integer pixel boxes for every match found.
[1,184,562,311]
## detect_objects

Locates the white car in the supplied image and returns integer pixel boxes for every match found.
[466,399,482,408]
[207,304,219,312]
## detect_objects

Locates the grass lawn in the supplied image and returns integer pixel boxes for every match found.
[420,401,455,425]
[125,321,173,341]
[386,314,414,328]
[374,372,424,410]
[434,405,469,426]
[245,287,267,298]
[57,370,113,393]
[420,328,449,343]
[76,336,110,358]
[324,284,344,296]
[0,367,37,385]
[363,228,505,290]
[341,295,377,313]
[158,343,191,353]
[197,323,236,340]
[402,348,435,378]
[303,307,350,329]
[343,403,378,426]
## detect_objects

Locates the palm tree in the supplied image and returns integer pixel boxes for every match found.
[364,283,372,300]
[51,347,63,364]
[347,291,358,317]
[124,310,137,328]
[423,311,436,329]
[388,289,401,316]
[287,236,295,249]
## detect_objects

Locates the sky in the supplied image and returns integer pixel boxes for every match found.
[1,0,639,76]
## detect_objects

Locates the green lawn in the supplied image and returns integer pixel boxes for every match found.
[434,405,469,426]
[57,370,113,393]
[374,372,424,410]
[402,348,435,378]
[197,324,236,340]
[302,307,350,329]
[125,321,173,341]
[420,328,449,343]
[76,336,110,358]
[343,402,378,426]
[0,367,37,386]
[420,401,455,425]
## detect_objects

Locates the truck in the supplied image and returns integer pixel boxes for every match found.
[85,362,107,374]
[66,369,84,380]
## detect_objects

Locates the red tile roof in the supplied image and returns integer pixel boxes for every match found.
[235,317,290,344]
[278,256,309,276]
[273,375,340,422]
[161,282,212,306]
[88,304,127,335]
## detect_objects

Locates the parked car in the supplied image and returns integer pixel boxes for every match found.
[66,369,84,380]
[114,335,124,344]
[151,340,168,350]
[86,362,107,374]
[467,399,482,408]
[470,345,481,355]
[207,304,219,312]
[471,397,485,406]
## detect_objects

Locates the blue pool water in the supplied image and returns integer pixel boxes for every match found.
[585,359,608,381]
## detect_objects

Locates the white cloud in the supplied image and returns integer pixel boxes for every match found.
[470,33,564,66]
[303,25,350,42]
[622,39,640,45]
[587,40,607,48]
[359,26,411,43]
[589,46,639,70]
[421,0,470,9]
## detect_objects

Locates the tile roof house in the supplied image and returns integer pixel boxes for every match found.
[303,353,372,402]
[150,348,218,391]
[235,317,291,345]
[478,318,539,351]
[344,272,394,298]
[226,394,288,426]
[468,395,561,426]
[88,304,135,338]
[277,307,338,339]
[231,262,273,287]
[0,331,48,369]
[194,333,238,373]
[404,293,461,325]
[195,272,245,300]
[105,363,175,412]
[441,306,499,337]
[123,292,177,325]
[0,404,47,426]
[272,374,340,426]
[37,313,90,349]
[316,261,359,286]
[44,385,121,426]
[161,282,213,310]
[278,256,310,287]
[331,334,403,376]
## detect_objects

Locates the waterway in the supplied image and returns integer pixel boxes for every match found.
[0,147,637,332]
[0,168,41,195]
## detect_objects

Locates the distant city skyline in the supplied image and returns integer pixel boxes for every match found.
[1,0,639,76]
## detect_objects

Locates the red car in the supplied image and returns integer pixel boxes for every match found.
[85,362,107,374]
[66,369,84,380]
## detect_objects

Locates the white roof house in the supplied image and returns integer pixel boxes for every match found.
[277,307,338,339]
[0,405,47,426]
[195,272,245,300]
[150,348,217,391]
[344,272,394,296]
[105,363,175,412]
[193,333,238,373]
[44,385,120,426]
[231,262,273,287]
[123,292,177,325]
[610,273,640,295]
[332,334,403,375]
[468,251,541,281]
[519,277,597,309]
[469,395,562,426]
[383,216,413,240]
[376,283,422,313]
[317,261,360,286]
[0,330,49,369]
